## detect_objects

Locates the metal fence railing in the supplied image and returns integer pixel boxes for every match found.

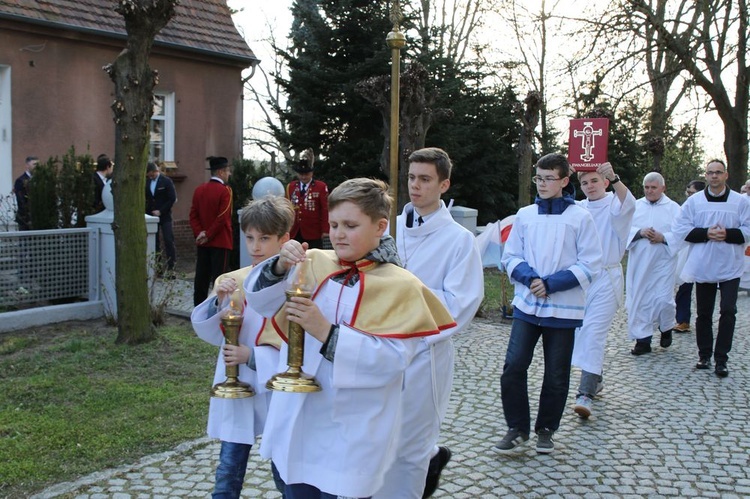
[0,228,99,310]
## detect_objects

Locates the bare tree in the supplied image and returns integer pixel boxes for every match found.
[103,0,176,344]
[357,63,452,208]
[410,0,499,65]
[241,25,296,172]
[626,0,749,186]
[516,91,541,207]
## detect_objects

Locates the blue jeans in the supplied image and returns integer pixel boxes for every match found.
[501,318,575,434]
[213,441,251,499]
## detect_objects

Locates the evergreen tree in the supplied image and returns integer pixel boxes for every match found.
[276,0,393,185]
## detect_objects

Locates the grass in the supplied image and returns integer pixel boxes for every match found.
[0,317,217,497]
[478,268,513,320]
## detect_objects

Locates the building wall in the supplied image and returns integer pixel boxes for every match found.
[0,20,247,222]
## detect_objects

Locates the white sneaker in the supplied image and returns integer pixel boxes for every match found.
[574,395,593,419]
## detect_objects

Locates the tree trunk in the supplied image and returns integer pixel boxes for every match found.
[516,91,541,208]
[105,0,177,345]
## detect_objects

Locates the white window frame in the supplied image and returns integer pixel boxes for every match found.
[150,92,175,162]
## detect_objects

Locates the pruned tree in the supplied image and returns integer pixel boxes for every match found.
[103,0,177,345]
[356,62,453,208]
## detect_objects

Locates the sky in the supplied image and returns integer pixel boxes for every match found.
[227,1,726,162]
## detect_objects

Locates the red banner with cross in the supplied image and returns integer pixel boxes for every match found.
[568,118,610,172]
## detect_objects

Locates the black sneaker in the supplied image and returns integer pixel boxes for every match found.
[696,357,711,369]
[536,428,554,454]
[493,428,529,454]
[660,330,673,348]
[422,446,452,498]
[631,341,652,355]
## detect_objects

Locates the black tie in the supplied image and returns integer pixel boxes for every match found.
[417,216,424,226]
[300,184,307,197]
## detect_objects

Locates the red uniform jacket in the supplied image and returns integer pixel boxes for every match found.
[189,179,233,250]
[287,179,329,241]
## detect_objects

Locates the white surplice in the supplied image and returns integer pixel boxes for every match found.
[191,267,279,445]
[374,201,484,499]
[244,255,452,498]
[625,194,683,340]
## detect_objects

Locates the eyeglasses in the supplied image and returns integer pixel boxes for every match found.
[706,170,725,176]
[532,176,562,184]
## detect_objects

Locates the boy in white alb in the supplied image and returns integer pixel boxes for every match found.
[245,178,456,499]
[191,196,295,498]
[625,172,683,352]
[495,153,602,455]
[375,148,484,499]
[571,162,635,419]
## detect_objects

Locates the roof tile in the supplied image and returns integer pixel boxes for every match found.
[0,0,257,63]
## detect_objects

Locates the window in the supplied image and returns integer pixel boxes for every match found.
[150,93,175,163]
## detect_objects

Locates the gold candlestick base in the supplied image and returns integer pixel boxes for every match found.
[211,378,255,398]
[267,289,322,393]
[211,315,255,399]
[266,366,322,393]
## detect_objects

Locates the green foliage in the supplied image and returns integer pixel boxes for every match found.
[58,146,96,228]
[27,147,97,229]
[0,320,216,497]
[426,67,522,223]
[659,124,705,201]
[275,0,393,184]
[28,157,59,230]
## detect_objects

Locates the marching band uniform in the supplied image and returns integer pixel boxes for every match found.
[287,149,329,249]
[288,179,328,246]
[626,194,683,340]
[245,240,455,498]
[190,157,233,306]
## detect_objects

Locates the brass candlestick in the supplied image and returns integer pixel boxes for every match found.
[267,258,322,393]
[211,290,255,399]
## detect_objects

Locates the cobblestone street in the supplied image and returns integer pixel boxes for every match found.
[34,290,750,498]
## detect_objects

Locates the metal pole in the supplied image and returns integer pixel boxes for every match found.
[386,2,405,238]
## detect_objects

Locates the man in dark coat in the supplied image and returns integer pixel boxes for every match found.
[93,154,113,213]
[146,162,177,273]
[13,156,37,230]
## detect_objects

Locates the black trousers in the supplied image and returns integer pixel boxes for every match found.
[156,216,176,271]
[695,278,740,363]
[193,246,230,306]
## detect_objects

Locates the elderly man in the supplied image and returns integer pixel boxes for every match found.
[625,172,683,354]
[672,159,750,377]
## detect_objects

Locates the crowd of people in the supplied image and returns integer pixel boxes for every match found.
[184,149,749,497]
[495,155,750,458]
[10,147,749,498]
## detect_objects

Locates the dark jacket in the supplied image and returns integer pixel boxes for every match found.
[145,173,177,219]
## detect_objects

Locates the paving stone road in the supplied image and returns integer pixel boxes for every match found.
[33,288,750,498]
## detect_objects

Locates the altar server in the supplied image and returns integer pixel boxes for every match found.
[571,162,635,419]
[625,172,683,353]
[246,178,455,498]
